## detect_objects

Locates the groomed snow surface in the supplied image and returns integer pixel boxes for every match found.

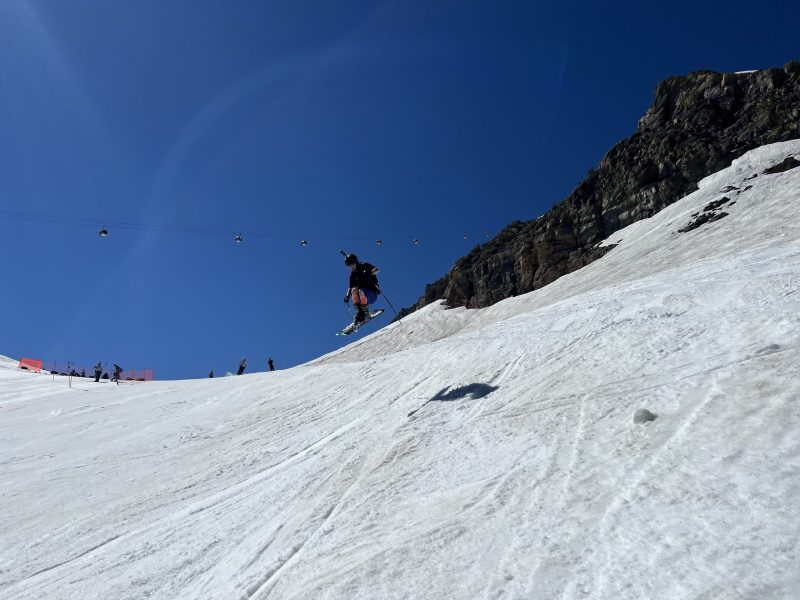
[2,141,800,599]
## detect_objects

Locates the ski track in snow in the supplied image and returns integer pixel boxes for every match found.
[1,141,800,599]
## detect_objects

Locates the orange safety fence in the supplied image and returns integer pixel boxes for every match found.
[121,369,155,382]
[19,358,43,372]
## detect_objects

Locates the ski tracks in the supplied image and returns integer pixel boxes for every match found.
[242,453,366,600]
[585,375,727,599]
[5,533,123,590]
[242,366,448,599]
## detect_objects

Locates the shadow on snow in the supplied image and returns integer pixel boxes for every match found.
[407,383,499,417]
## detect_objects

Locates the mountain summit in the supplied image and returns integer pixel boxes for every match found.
[399,61,800,315]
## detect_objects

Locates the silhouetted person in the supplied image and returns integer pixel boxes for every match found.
[268,358,275,371]
[80,369,86,378]
[237,357,246,375]
[94,362,102,383]
[209,370,214,378]
[112,363,122,382]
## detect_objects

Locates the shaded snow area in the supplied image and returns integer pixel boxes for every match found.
[2,141,800,599]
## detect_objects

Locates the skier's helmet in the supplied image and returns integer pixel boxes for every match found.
[344,254,358,266]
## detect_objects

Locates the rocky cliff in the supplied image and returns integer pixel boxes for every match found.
[398,61,800,317]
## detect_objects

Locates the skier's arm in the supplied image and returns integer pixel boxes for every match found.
[368,265,380,292]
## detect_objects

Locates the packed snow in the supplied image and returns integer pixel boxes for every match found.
[1,141,799,599]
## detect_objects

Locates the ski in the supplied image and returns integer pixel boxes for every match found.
[336,309,384,336]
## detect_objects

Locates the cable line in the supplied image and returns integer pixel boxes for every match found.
[0,207,496,245]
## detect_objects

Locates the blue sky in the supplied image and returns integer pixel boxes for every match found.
[1,0,798,379]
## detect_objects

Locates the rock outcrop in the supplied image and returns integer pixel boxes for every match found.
[398,61,800,317]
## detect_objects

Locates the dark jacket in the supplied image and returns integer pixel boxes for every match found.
[349,262,380,293]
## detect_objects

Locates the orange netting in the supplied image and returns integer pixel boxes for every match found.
[120,369,155,381]
[19,358,43,372]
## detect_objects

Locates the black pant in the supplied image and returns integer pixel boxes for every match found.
[94,372,101,382]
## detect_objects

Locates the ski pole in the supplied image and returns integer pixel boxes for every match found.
[381,291,402,322]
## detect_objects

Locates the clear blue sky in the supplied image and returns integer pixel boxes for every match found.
[1,0,798,379]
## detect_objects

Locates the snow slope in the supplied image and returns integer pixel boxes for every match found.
[1,141,799,599]
[0,355,18,370]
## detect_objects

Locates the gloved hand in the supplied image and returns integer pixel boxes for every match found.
[344,294,350,304]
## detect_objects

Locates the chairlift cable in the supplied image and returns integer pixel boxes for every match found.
[0,208,496,243]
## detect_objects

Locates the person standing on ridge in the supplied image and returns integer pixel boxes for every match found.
[343,253,380,326]
[112,363,122,382]
[268,358,275,372]
[237,357,246,375]
[94,361,102,383]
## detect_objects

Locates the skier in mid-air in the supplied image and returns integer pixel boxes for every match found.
[343,253,381,330]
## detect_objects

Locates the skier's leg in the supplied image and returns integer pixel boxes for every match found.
[351,289,368,306]
[351,288,369,323]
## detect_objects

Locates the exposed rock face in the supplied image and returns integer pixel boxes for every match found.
[763,155,800,174]
[398,61,800,317]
